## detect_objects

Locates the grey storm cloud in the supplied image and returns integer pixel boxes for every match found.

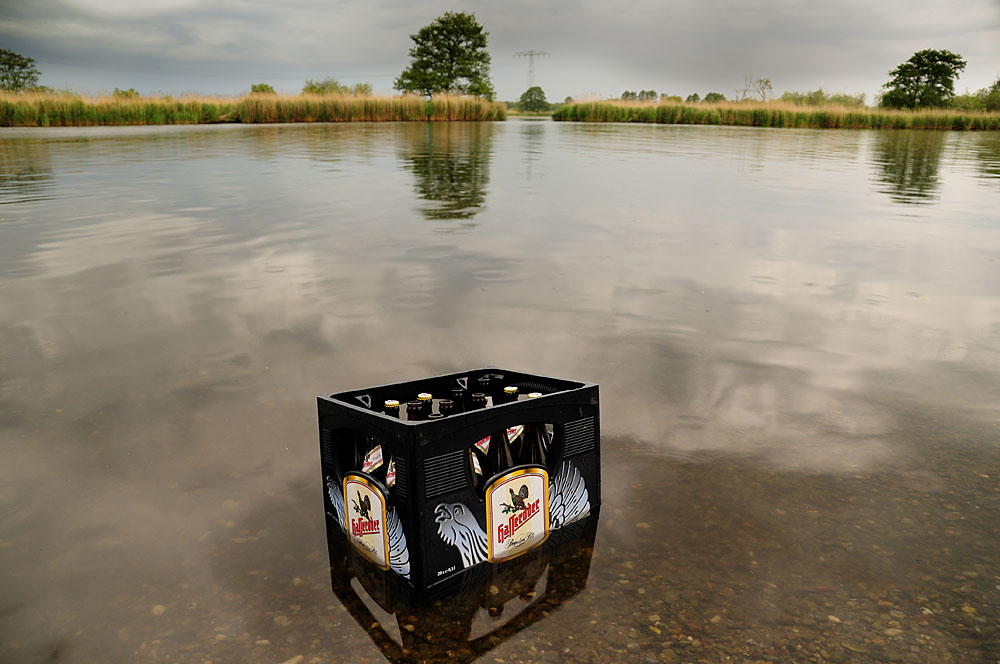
[1,0,998,99]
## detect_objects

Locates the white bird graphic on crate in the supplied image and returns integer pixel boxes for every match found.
[434,460,591,568]
[326,476,410,579]
[434,502,490,568]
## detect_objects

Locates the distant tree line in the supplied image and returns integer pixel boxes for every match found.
[779,89,866,108]
[4,36,999,115]
[620,89,727,103]
[605,51,996,112]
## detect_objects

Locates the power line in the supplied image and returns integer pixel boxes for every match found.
[514,51,550,89]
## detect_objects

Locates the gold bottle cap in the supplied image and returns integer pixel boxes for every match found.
[384,399,400,408]
[417,392,432,401]
[503,386,518,394]
[527,392,543,399]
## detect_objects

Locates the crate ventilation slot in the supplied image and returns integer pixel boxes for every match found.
[563,417,596,457]
[423,450,467,499]
[320,428,335,467]
[394,457,408,498]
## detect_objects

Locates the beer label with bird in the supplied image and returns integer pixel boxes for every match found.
[485,467,549,563]
[343,474,390,569]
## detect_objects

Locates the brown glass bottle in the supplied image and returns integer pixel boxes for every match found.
[450,387,467,412]
[383,399,400,418]
[500,385,518,404]
[517,392,549,466]
[347,432,391,493]
[417,392,433,417]
[405,400,425,421]
[482,425,514,486]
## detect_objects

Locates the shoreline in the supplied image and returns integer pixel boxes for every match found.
[553,101,1000,130]
[0,92,506,127]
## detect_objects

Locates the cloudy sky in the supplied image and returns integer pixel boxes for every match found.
[2,0,998,102]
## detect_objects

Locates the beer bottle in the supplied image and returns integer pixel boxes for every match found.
[482,424,513,484]
[417,392,433,417]
[450,387,467,412]
[469,392,490,458]
[517,394,549,468]
[383,399,400,418]
[347,431,368,472]
[497,386,525,447]
[405,400,425,421]
[439,400,456,417]
[476,375,497,406]
[348,433,392,496]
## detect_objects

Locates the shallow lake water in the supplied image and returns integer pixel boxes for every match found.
[1,119,999,663]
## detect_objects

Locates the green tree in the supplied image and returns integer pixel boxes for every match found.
[113,87,139,98]
[519,86,548,112]
[251,83,275,94]
[394,12,495,99]
[686,93,700,103]
[880,49,967,108]
[0,48,41,91]
[621,90,637,100]
[303,78,348,94]
[983,76,1000,112]
[703,92,726,103]
[638,89,657,101]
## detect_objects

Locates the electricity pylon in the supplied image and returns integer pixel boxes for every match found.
[514,51,550,89]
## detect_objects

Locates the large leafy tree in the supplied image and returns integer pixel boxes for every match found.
[394,12,495,99]
[519,86,548,112]
[880,49,966,108]
[0,48,41,92]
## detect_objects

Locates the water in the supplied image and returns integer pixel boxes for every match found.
[1,119,999,663]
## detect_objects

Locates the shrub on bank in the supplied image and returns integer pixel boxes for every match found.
[0,92,506,126]
[552,100,1000,130]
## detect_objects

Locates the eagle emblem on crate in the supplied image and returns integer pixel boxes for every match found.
[326,476,410,578]
[435,460,591,567]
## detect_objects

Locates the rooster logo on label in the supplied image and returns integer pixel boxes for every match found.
[435,460,591,567]
[507,485,529,512]
[352,492,372,520]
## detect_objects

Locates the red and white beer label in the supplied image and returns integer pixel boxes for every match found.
[361,445,383,473]
[475,426,524,454]
[385,457,396,488]
[485,467,550,563]
[343,474,389,569]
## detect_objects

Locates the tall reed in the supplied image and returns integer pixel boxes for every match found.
[0,92,506,127]
[552,100,1000,130]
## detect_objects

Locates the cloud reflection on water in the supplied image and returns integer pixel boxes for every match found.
[1,121,1000,662]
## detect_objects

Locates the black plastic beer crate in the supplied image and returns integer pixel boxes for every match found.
[317,366,600,592]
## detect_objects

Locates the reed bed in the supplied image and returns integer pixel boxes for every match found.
[0,92,506,127]
[552,100,1000,130]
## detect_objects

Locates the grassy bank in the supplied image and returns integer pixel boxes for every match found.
[553,100,1000,130]
[0,92,506,127]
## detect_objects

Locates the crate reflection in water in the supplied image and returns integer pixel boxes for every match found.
[327,513,599,663]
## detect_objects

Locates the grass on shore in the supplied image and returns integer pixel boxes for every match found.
[0,92,506,127]
[552,100,1000,130]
